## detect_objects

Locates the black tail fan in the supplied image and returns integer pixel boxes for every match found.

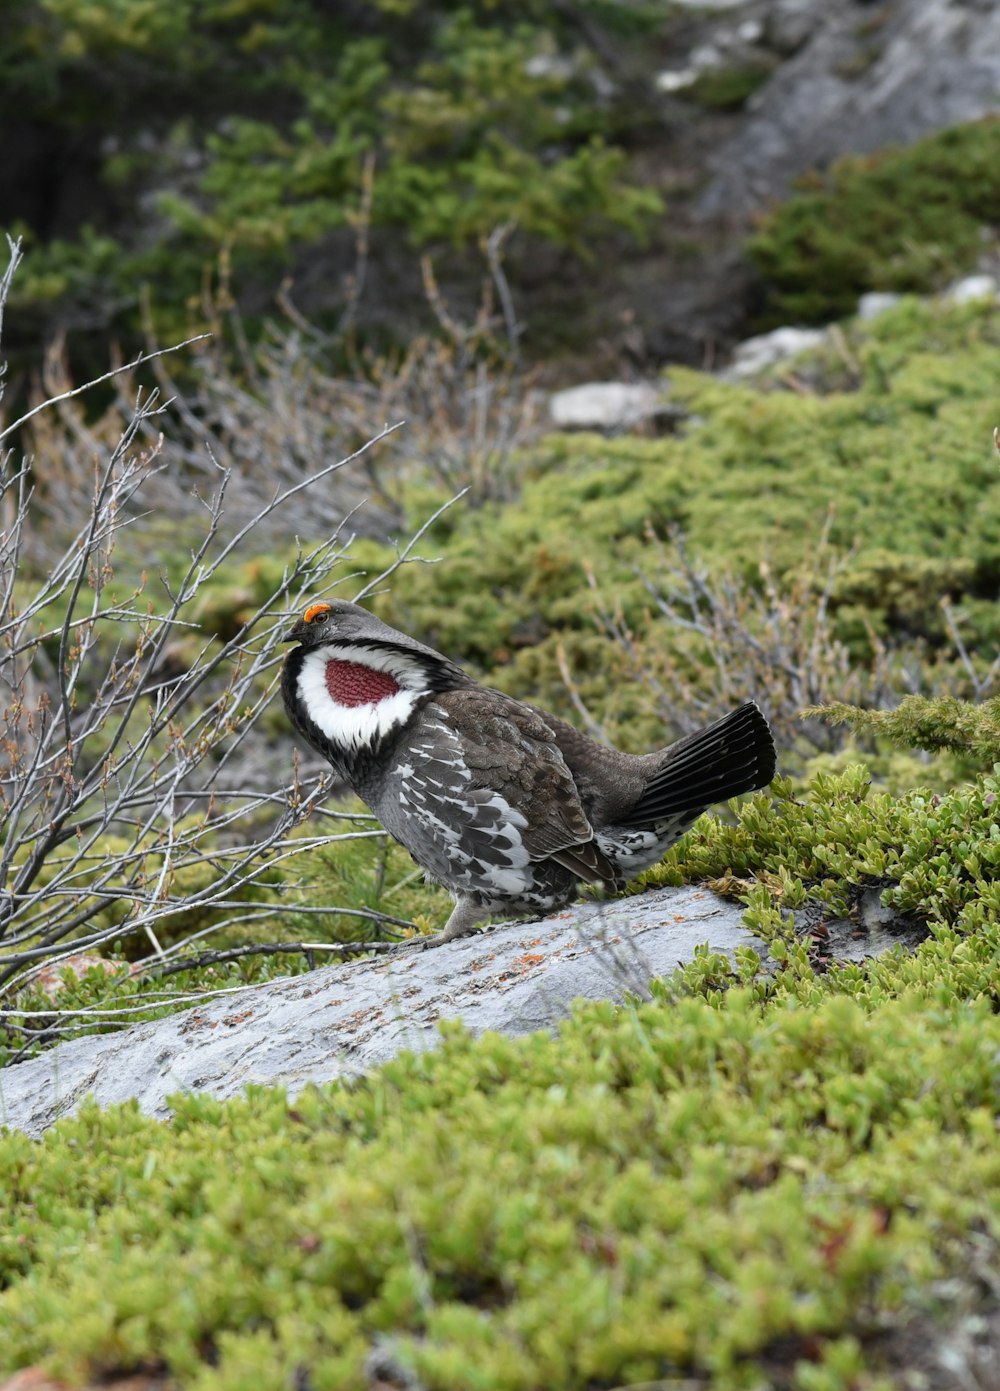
[620,702,776,826]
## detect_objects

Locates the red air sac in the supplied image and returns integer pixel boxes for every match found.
[325,659,401,708]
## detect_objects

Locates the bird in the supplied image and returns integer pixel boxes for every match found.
[281,599,776,948]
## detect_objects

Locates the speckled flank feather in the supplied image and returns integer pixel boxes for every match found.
[281,598,777,944]
[374,692,621,911]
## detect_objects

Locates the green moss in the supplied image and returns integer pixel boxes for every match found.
[646,764,1000,1017]
[8,729,1000,1384]
[3,946,1000,1387]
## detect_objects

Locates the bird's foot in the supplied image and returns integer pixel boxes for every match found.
[394,931,450,953]
[395,898,488,952]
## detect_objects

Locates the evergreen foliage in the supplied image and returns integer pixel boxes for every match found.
[654,766,1000,946]
[2,0,662,337]
[351,296,1000,746]
[808,693,1000,763]
[748,116,1000,324]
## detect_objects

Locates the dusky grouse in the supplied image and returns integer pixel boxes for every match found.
[282,600,776,947]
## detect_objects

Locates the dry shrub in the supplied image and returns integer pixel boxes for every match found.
[0,236,454,1043]
[17,226,538,568]
[572,521,937,756]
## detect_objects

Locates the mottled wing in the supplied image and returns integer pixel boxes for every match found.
[388,690,619,890]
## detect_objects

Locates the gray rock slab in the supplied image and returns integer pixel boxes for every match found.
[0,887,761,1137]
[700,1,1000,215]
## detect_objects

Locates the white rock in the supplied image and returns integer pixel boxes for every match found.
[691,43,723,70]
[549,381,664,430]
[857,291,902,321]
[524,53,576,81]
[943,274,999,305]
[724,326,827,378]
[656,68,698,93]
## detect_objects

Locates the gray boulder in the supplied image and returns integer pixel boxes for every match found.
[0,887,759,1137]
[701,1,1000,215]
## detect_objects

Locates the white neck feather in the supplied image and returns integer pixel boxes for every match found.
[296,644,429,753]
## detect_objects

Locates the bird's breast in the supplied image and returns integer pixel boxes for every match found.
[324,658,401,707]
[295,648,420,756]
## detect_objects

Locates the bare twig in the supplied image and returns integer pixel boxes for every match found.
[0,335,211,445]
[575,517,936,757]
[0,242,461,1030]
[142,935,411,979]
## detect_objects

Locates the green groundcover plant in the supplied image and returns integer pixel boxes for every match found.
[4,764,1000,1387]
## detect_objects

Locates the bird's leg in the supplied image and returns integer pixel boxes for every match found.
[402,895,487,951]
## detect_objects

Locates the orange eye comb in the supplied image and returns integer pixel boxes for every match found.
[303,602,333,624]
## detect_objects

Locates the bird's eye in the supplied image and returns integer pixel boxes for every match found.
[303,602,333,625]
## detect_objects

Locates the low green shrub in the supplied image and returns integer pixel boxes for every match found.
[352,298,1000,744]
[748,116,1000,324]
[812,693,1000,766]
[650,764,1000,1013]
[3,910,1000,1387]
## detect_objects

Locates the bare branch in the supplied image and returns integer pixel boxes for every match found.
[0,249,470,1035]
[142,934,411,979]
[0,335,211,445]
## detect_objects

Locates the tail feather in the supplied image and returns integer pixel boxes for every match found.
[620,702,775,826]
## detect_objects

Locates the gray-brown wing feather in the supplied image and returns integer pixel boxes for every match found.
[422,689,618,886]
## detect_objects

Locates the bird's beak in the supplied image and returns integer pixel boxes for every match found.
[283,620,305,644]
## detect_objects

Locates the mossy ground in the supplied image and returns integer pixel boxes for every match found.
[4,766,1000,1388]
[3,812,1000,1388]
